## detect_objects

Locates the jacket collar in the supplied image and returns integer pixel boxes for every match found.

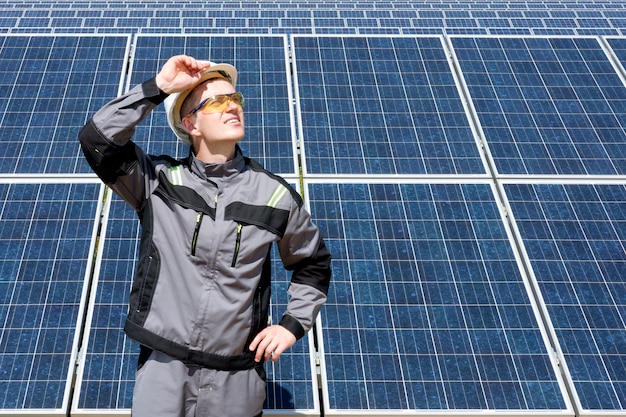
[189,145,246,181]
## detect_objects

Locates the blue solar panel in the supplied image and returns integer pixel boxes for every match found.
[73,196,139,411]
[127,35,297,176]
[451,36,626,175]
[310,181,569,413]
[293,36,487,176]
[505,182,626,412]
[0,181,103,412]
[607,37,626,72]
[75,183,319,414]
[0,35,129,175]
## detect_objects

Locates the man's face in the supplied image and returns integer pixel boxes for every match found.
[182,78,245,146]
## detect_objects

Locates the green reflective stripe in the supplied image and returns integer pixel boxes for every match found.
[267,185,288,208]
[169,166,183,186]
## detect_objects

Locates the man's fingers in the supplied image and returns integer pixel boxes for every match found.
[250,330,267,362]
[156,55,212,94]
[259,339,282,362]
[249,325,296,362]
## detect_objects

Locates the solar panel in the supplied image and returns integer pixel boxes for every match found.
[607,37,626,73]
[451,36,626,176]
[127,34,297,176]
[504,181,626,412]
[72,195,139,411]
[74,181,320,415]
[292,35,487,176]
[310,181,571,414]
[0,180,103,414]
[0,35,130,175]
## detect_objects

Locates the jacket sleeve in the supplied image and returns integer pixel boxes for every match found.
[277,198,332,340]
[78,78,169,210]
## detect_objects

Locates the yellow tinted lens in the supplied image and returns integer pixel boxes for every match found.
[199,93,245,114]
[200,95,230,113]
[231,92,245,107]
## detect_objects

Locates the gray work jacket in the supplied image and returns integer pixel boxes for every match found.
[79,78,331,371]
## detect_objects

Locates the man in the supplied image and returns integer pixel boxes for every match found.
[79,55,332,417]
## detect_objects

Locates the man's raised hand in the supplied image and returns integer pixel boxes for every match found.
[155,55,211,94]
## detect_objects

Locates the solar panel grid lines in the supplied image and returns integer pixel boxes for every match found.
[606,37,626,82]
[71,192,140,414]
[308,178,572,415]
[500,179,626,413]
[0,34,131,175]
[0,177,104,415]
[0,1,626,36]
[292,34,489,177]
[448,34,626,177]
[126,34,298,176]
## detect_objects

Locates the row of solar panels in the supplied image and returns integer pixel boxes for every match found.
[3,178,625,416]
[0,36,626,176]
[1,21,626,37]
[1,1,626,36]
[5,18,623,30]
[2,0,626,10]
[0,34,625,416]
[5,9,626,19]
[2,34,626,177]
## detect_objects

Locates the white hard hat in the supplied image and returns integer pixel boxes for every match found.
[163,62,238,144]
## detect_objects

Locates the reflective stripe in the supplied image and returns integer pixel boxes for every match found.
[169,165,183,186]
[267,184,288,208]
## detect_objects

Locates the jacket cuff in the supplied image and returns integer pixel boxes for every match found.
[279,314,306,340]
[142,77,169,105]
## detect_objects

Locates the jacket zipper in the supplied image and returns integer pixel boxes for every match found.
[191,212,203,256]
[231,223,242,267]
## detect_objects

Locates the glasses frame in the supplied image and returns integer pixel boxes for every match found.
[184,92,245,118]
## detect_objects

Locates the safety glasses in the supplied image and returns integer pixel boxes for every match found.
[185,92,245,118]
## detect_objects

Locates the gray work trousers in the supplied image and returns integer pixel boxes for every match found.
[131,350,266,417]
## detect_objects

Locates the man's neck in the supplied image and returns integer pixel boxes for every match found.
[193,143,237,164]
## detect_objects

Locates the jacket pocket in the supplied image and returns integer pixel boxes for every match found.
[129,241,160,325]
[191,212,204,256]
[231,223,243,267]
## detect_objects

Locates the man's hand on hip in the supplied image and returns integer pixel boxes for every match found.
[249,325,297,363]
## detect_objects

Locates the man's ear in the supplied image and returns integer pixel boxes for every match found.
[181,115,197,135]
